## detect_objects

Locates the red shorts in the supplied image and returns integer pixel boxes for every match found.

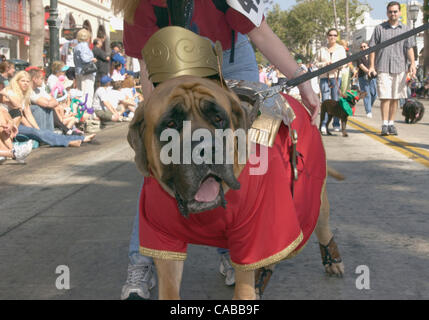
[138,95,326,270]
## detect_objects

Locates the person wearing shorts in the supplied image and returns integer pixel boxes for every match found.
[368,1,416,136]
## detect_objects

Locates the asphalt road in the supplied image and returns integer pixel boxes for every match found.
[0,98,428,300]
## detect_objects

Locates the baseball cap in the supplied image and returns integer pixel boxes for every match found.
[61,65,70,72]
[100,75,113,85]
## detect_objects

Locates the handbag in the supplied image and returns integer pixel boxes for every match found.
[81,62,97,75]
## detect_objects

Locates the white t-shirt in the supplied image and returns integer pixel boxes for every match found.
[120,87,134,99]
[93,86,110,111]
[93,87,126,111]
[30,86,51,104]
[109,89,126,109]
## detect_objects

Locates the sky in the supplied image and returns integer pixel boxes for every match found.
[271,0,423,20]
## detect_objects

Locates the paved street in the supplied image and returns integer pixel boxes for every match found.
[0,98,428,300]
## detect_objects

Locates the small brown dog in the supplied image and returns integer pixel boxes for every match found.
[320,91,367,137]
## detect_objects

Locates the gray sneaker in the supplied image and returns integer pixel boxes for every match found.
[12,141,33,163]
[121,264,156,300]
[388,125,398,136]
[219,253,235,286]
[381,125,389,136]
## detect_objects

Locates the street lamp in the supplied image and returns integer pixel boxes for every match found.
[46,0,61,72]
[408,2,420,28]
[408,2,420,62]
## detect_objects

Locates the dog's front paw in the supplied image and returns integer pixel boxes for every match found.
[319,237,344,277]
[342,132,348,137]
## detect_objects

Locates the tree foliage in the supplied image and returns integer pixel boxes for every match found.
[258,0,371,64]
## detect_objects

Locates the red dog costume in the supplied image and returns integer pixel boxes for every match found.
[138,95,326,271]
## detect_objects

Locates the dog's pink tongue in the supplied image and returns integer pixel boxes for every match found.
[195,177,220,202]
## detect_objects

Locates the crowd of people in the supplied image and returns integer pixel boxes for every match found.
[0,28,143,164]
[259,1,424,137]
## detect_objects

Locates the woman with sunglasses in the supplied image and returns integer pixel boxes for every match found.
[314,28,347,134]
[357,42,377,118]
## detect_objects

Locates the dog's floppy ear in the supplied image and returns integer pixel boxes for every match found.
[227,90,255,131]
[127,104,150,177]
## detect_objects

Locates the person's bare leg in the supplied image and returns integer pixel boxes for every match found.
[380,99,390,121]
[389,99,399,121]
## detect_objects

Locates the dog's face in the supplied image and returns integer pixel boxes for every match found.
[351,91,367,107]
[128,76,252,217]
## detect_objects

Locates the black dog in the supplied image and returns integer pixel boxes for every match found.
[402,99,425,124]
[319,91,366,137]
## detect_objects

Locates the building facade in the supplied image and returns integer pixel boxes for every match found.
[0,0,115,61]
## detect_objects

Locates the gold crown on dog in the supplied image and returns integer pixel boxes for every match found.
[142,26,224,83]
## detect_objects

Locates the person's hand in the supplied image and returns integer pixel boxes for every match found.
[368,67,377,78]
[92,58,97,63]
[298,81,320,126]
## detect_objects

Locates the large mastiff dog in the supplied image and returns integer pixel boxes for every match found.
[128,75,343,300]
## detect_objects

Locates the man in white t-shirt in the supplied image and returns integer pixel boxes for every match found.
[93,76,123,122]
[28,68,58,131]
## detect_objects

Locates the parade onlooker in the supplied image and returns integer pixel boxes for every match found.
[93,76,123,122]
[0,61,16,90]
[93,38,111,89]
[0,71,94,148]
[368,1,416,136]
[29,68,57,132]
[0,106,32,163]
[121,76,143,108]
[74,28,97,112]
[61,35,78,82]
[258,65,268,85]
[111,61,125,82]
[314,28,347,134]
[357,42,377,118]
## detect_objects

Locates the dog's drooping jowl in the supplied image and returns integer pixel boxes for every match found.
[320,91,367,137]
[402,99,425,124]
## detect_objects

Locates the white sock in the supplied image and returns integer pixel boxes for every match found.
[388,120,394,126]
[383,120,389,126]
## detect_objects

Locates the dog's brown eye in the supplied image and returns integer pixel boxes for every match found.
[167,120,177,128]
[215,115,223,123]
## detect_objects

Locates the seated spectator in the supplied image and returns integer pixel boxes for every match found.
[28,68,82,135]
[121,76,143,109]
[0,71,95,148]
[111,80,136,119]
[47,61,69,102]
[0,107,32,163]
[111,61,125,82]
[93,76,123,123]
[0,61,16,90]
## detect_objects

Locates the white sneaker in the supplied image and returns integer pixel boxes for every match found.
[366,112,373,118]
[121,264,156,300]
[333,127,341,132]
[219,253,235,286]
[0,156,6,164]
[12,141,33,163]
[320,126,327,135]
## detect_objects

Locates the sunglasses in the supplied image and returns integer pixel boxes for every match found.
[388,10,399,14]
[360,46,368,49]
[328,34,338,37]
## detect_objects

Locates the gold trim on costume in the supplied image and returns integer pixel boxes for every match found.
[139,247,187,261]
[230,232,304,271]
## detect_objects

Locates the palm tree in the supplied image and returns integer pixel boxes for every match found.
[29,0,45,67]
